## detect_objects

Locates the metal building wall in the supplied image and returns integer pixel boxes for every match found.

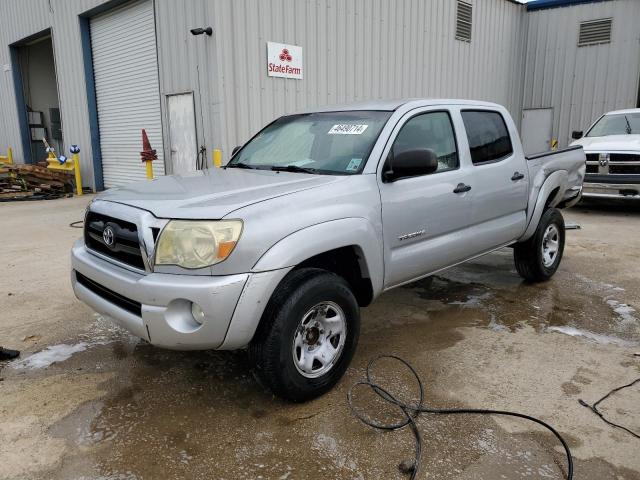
[0,0,107,188]
[2,0,528,185]
[154,0,528,165]
[523,0,640,148]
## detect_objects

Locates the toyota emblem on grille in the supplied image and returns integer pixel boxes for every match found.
[599,157,609,166]
[103,225,115,247]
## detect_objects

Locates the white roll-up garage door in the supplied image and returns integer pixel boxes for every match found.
[91,0,164,188]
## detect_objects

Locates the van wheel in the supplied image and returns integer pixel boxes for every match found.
[248,268,360,402]
[514,208,565,282]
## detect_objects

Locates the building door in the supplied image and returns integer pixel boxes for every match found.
[90,0,164,188]
[521,108,553,156]
[167,93,198,175]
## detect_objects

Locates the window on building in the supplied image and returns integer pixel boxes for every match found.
[578,18,612,47]
[461,110,513,164]
[391,111,459,174]
[456,1,472,43]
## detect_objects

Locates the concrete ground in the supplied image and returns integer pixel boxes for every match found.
[1,195,639,480]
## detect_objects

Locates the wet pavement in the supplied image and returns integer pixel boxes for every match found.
[1,196,639,479]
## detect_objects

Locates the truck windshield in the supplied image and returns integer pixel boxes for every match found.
[587,113,640,137]
[227,111,391,174]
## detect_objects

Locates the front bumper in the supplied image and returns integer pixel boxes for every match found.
[583,182,640,199]
[71,240,287,350]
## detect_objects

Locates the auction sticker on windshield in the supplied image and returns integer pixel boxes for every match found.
[328,124,369,135]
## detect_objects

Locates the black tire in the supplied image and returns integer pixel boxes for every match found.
[248,268,360,402]
[514,208,565,282]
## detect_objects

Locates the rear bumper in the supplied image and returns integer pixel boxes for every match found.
[71,239,289,350]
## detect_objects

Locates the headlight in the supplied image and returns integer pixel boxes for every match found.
[155,220,243,269]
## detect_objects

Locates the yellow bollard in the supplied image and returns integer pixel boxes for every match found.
[0,147,13,176]
[213,149,222,168]
[73,156,83,196]
[145,160,154,179]
[69,145,83,195]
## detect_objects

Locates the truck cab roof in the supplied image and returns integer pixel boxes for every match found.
[297,98,504,113]
[603,108,640,116]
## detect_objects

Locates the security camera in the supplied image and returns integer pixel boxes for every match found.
[190,27,213,36]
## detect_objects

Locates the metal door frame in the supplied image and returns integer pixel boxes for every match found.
[165,91,199,175]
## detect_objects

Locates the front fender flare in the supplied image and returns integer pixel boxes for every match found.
[220,218,384,350]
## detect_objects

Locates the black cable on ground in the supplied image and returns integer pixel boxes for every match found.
[579,377,640,440]
[348,355,573,480]
[69,220,84,228]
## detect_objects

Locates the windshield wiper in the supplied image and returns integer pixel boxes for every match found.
[624,115,632,134]
[270,165,318,174]
[225,162,256,169]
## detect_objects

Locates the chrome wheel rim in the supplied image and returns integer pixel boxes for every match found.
[292,301,347,379]
[542,224,560,267]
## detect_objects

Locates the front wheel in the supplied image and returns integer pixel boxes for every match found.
[514,208,565,282]
[249,268,360,402]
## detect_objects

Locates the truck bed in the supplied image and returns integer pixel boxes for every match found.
[526,145,586,209]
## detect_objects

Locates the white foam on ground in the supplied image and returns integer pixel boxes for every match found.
[449,292,492,307]
[12,342,89,369]
[605,299,638,324]
[547,326,636,347]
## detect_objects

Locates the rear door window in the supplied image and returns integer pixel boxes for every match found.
[461,110,513,164]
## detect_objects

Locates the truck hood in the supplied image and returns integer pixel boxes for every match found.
[570,134,640,152]
[97,168,346,219]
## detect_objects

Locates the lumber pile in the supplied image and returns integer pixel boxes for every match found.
[0,164,74,200]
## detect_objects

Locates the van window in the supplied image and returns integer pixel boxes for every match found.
[391,111,459,174]
[461,110,513,164]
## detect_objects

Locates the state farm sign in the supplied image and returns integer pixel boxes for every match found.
[267,42,303,80]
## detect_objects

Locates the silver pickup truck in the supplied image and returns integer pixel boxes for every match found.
[71,99,585,401]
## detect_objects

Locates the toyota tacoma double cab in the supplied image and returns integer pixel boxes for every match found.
[571,108,640,199]
[71,99,585,401]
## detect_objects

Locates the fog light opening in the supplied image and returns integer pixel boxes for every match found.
[191,302,206,326]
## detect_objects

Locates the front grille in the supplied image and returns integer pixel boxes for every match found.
[586,164,598,174]
[75,271,142,316]
[586,153,599,163]
[610,164,640,174]
[610,153,640,163]
[85,211,145,270]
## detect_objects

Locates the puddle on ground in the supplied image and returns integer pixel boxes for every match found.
[398,249,640,346]
[10,314,137,371]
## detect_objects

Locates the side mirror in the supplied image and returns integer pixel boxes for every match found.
[231,145,241,157]
[384,148,439,182]
[571,131,583,140]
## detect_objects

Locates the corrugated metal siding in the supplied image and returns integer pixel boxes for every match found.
[10,0,632,185]
[0,0,108,188]
[523,0,640,147]
[154,0,528,165]
[91,0,165,187]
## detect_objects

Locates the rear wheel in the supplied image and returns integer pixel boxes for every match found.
[514,208,565,282]
[249,268,360,402]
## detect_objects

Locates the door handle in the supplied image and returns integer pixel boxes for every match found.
[453,183,472,193]
[511,171,525,181]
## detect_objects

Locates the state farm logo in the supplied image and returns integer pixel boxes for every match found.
[279,48,293,62]
[267,42,303,79]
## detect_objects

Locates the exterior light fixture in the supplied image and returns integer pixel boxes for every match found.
[190,27,212,36]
